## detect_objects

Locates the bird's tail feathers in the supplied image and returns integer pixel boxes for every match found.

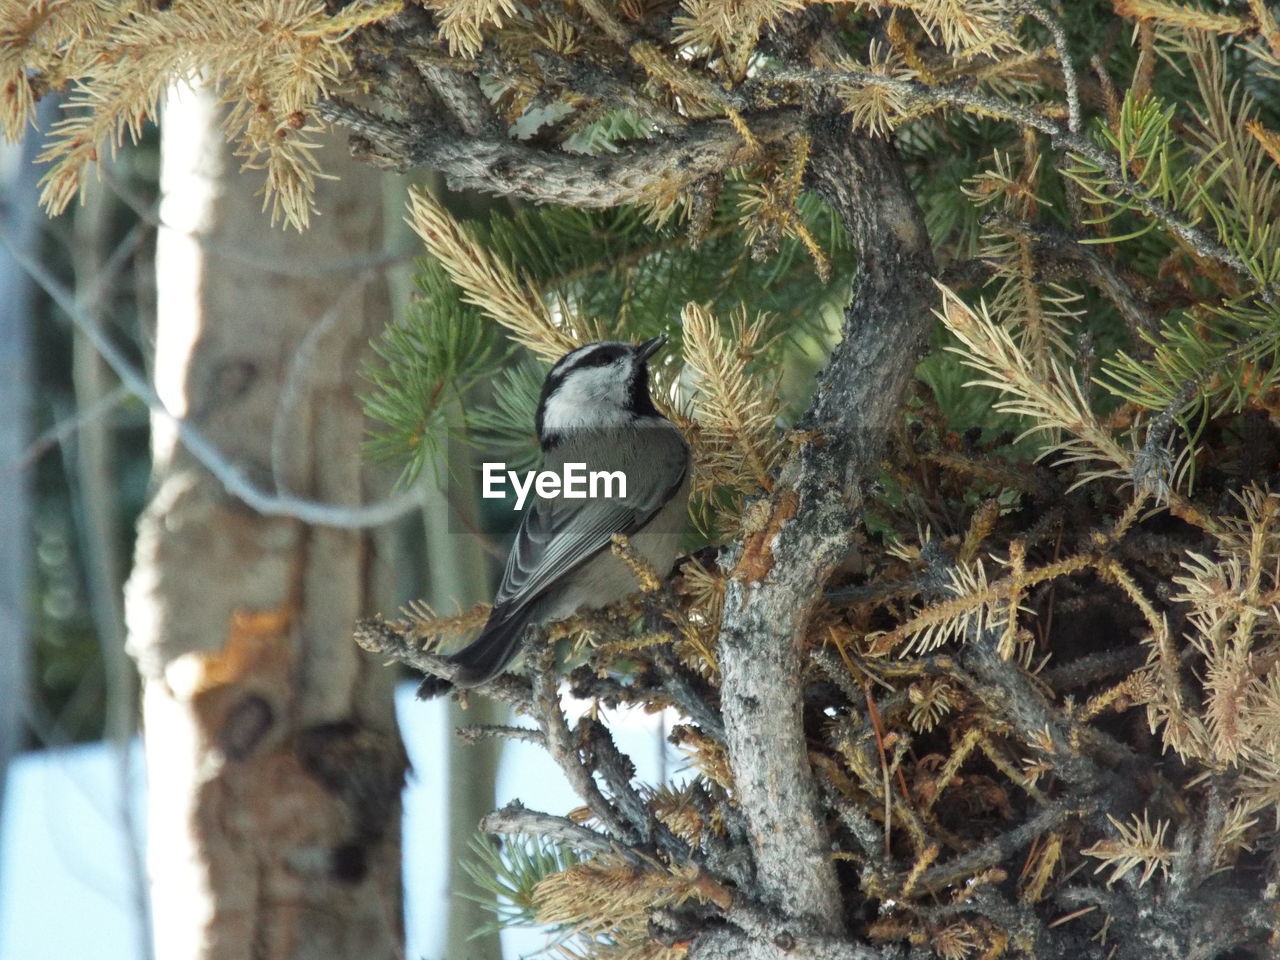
[416,605,534,698]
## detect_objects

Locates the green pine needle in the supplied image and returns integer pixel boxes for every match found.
[458,832,580,939]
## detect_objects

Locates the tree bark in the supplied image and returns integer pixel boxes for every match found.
[124,83,406,960]
[72,165,152,956]
[0,97,48,836]
[701,121,936,958]
[423,452,504,960]
[381,172,504,958]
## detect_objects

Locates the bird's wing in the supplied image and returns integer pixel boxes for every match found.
[491,429,687,613]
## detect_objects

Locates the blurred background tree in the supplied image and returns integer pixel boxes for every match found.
[4,1,1280,960]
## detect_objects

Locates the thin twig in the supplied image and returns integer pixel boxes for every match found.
[1017,0,1081,134]
[583,717,690,859]
[456,723,546,747]
[912,800,1084,893]
[2,383,130,475]
[480,800,645,866]
[100,166,419,279]
[530,645,634,841]
[1,234,422,530]
[651,648,727,741]
[271,271,377,495]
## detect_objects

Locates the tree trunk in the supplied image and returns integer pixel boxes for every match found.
[381,172,504,958]
[124,83,406,960]
[423,427,503,960]
[696,121,937,960]
[0,97,48,837]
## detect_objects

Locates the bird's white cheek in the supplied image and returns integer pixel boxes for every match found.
[540,389,589,432]
[540,370,630,432]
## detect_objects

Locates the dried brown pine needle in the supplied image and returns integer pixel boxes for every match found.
[680,302,783,524]
[1082,811,1173,887]
[23,0,401,229]
[406,187,582,360]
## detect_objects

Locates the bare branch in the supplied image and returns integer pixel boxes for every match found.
[581,717,690,861]
[480,800,645,866]
[912,799,1084,894]
[530,645,635,841]
[651,648,727,742]
[322,101,803,207]
[456,723,545,747]
[414,62,500,137]
[1016,0,1082,133]
[3,383,130,475]
[1,234,421,530]
[100,165,419,279]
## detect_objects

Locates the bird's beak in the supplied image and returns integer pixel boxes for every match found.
[636,334,668,362]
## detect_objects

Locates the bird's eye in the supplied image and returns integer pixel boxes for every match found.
[583,349,617,368]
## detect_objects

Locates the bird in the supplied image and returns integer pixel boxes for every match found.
[417,334,690,697]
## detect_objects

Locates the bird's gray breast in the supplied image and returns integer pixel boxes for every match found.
[534,420,690,620]
[542,420,688,508]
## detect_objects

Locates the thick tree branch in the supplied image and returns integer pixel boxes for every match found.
[712,121,937,939]
[319,99,802,206]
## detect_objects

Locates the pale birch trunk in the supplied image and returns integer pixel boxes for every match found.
[124,84,406,960]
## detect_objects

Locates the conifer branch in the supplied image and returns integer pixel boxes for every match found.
[978,212,1160,341]
[712,119,937,938]
[329,106,805,208]
[767,66,1265,294]
[26,0,403,229]
[681,302,784,508]
[405,186,580,360]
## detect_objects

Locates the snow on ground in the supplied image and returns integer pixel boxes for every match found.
[0,683,684,960]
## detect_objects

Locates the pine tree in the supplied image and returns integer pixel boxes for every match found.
[11,1,1280,958]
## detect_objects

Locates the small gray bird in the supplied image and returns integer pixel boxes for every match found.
[418,335,690,697]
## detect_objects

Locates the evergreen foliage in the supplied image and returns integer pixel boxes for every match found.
[363,188,850,534]
[460,831,581,938]
[17,0,1280,957]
